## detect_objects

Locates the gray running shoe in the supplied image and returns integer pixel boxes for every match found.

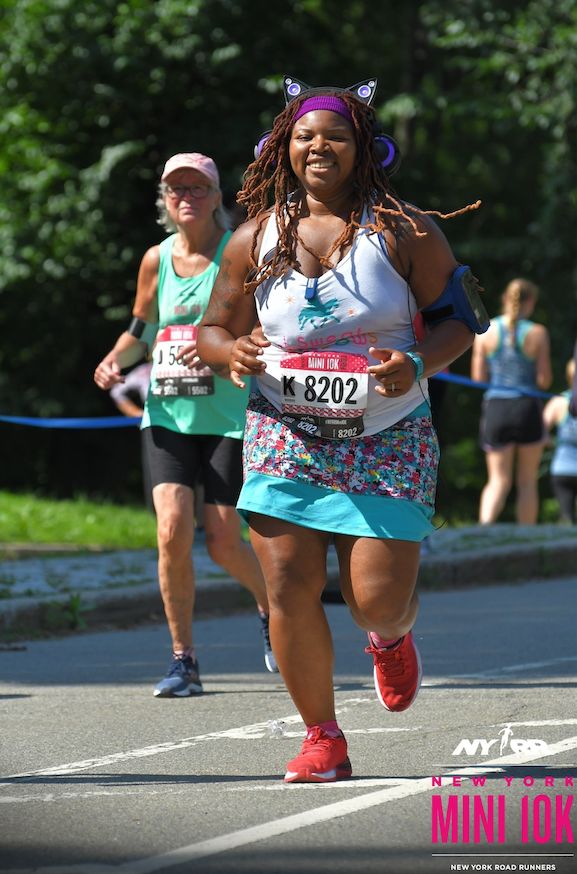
[153,655,203,698]
[259,613,279,673]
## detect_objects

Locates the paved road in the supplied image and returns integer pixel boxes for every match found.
[0,576,576,874]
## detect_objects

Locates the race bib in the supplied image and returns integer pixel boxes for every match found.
[152,325,214,398]
[279,351,368,439]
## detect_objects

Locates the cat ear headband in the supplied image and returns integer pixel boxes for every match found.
[253,75,401,175]
[283,75,377,106]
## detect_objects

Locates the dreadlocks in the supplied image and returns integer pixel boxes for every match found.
[238,89,480,294]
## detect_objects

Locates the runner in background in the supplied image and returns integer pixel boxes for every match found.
[94,153,277,698]
[471,278,552,525]
[569,338,577,418]
[109,361,154,511]
[543,358,577,524]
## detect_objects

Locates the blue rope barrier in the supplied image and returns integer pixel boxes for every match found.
[0,373,560,429]
[0,415,141,429]
[432,371,556,400]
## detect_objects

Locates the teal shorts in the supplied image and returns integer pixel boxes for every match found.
[238,393,439,541]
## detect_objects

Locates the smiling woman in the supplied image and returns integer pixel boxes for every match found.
[290,103,357,195]
[197,75,486,785]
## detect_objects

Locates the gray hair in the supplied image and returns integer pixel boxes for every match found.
[155,183,232,233]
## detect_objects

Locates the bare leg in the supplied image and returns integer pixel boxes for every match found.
[515,442,544,524]
[335,536,421,638]
[203,504,269,612]
[152,483,195,652]
[249,514,333,726]
[479,446,514,524]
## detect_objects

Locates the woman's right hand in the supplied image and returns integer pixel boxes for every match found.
[94,355,125,390]
[229,327,270,389]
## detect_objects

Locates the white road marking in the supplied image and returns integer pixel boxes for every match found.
[0,696,418,783]
[225,777,418,791]
[252,724,421,740]
[0,779,402,801]
[487,719,577,727]
[450,655,577,678]
[0,789,163,804]
[4,735,576,874]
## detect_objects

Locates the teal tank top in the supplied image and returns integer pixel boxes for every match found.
[141,232,249,437]
[485,316,538,400]
[551,392,577,477]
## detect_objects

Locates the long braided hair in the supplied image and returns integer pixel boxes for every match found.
[238,89,480,293]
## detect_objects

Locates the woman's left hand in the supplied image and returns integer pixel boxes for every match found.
[176,342,201,369]
[368,347,418,397]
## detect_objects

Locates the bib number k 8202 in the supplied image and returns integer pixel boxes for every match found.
[279,351,368,439]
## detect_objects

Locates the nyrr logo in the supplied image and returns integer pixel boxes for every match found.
[452,723,550,757]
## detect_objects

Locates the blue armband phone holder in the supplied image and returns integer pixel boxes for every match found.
[421,266,490,335]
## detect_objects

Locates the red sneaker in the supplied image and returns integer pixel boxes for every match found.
[284,727,352,783]
[365,631,422,712]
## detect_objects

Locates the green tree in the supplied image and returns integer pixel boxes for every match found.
[0,0,574,517]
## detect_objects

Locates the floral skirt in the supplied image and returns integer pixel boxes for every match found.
[238,392,439,541]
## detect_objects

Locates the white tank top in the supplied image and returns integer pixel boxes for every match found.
[253,210,428,438]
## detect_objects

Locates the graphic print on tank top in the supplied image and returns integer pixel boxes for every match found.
[297,297,341,331]
[254,211,427,437]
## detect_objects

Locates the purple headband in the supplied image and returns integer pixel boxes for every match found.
[292,95,352,124]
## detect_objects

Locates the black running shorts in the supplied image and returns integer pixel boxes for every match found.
[480,396,544,451]
[142,426,243,505]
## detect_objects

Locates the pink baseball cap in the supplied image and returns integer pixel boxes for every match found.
[160,153,220,188]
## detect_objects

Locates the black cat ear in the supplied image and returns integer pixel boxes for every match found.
[347,79,378,105]
[283,75,312,105]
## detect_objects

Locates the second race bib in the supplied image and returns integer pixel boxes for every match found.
[152,325,214,398]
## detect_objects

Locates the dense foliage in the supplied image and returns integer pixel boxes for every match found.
[0,0,575,517]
